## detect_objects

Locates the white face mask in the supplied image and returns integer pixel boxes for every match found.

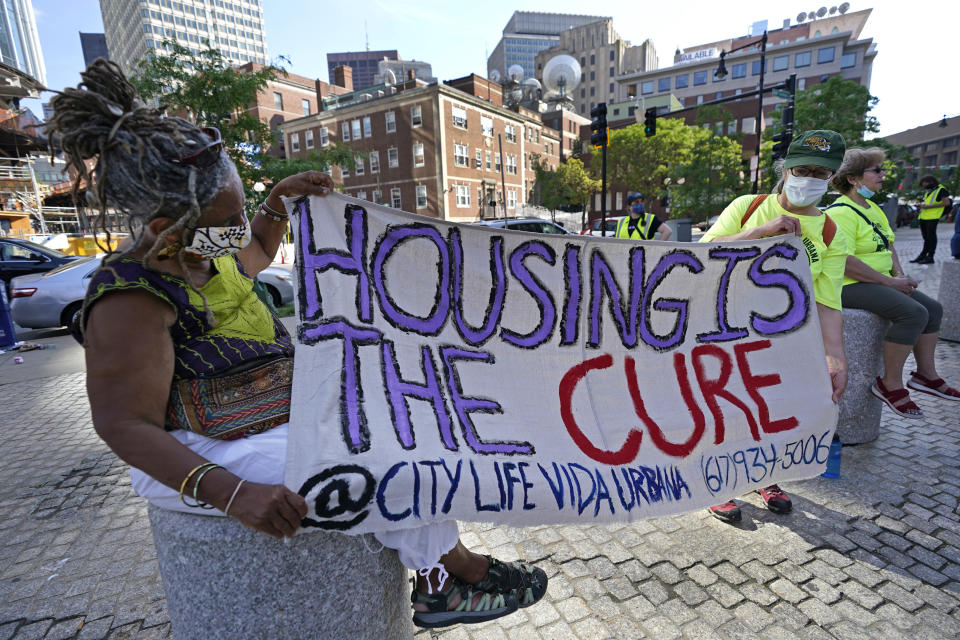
[183,220,252,259]
[783,174,830,207]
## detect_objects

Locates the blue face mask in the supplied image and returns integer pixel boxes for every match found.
[857,184,875,198]
[631,202,645,214]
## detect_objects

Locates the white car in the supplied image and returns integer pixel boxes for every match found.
[581,216,626,236]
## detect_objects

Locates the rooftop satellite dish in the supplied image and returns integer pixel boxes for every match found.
[383,68,397,86]
[489,69,501,83]
[838,2,849,13]
[797,11,807,21]
[523,77,541,89]
[507,64,525,82]
[829,6,837,14]
[817,6,827,16]
[809,9,817,19]
[542,54,582,96]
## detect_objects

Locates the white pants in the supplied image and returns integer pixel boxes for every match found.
[129,425,460,571]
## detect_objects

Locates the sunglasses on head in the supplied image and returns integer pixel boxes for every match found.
[173,127,223,168]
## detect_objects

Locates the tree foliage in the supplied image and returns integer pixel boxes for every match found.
[671,128,747,221]
[603,118,697,202]
[769,76,879,146]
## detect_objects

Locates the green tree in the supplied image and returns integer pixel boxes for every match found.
[602,118,697,202]
[559,158,601,228]
[770,76,879,146]
[671,127,747,222]
[531,155,570,218]
[130,40,352,202]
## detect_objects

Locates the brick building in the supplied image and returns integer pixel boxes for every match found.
[278,74,562,221]
[884,116,960,188]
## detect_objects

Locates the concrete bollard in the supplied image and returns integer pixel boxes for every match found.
[149,506,414,640]
[939,260,960,342]
[838,308,890,444]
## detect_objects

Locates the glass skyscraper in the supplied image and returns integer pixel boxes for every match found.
[0,0,45,85]
[487,12,605,80]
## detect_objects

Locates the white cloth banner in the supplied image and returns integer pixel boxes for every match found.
[286,194,838,534]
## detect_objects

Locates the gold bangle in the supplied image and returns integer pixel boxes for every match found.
[179,462,219,507]
[258,203,288,223]
[224,479,246,517]
[261,200,289,218]
[191,464,224,510]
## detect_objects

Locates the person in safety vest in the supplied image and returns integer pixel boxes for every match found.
[616,193,672,241]
[910,175,951,264]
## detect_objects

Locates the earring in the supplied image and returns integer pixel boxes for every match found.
[157,241,182,260]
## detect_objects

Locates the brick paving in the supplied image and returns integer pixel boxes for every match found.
[1,225,958,639]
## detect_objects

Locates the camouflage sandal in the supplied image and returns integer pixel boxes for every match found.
[411,576,518,628]
[473,556,549,608]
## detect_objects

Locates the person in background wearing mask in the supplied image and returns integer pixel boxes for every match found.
[825,148,959,417]
[700,130,848,524]
[616,192,672,241]
[911,175,951,264]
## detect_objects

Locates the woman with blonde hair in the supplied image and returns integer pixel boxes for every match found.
[825,147,959,418]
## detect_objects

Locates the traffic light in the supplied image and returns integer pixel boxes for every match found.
[590,103,608,148]
[783,73,796,96]
[772,130,792,161]
[643,107,657,137]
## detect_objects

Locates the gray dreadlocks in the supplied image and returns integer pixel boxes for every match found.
[46,59,233,324]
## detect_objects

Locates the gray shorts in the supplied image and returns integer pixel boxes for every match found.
[841,282,942,345]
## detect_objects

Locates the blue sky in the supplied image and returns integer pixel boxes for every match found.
[30,0,956,137]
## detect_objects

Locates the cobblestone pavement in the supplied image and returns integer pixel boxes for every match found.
[1,225,957,639]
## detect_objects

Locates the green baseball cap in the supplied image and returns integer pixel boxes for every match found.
[784,130,846,171]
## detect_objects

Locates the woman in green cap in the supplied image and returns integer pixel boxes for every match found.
[700,130,848,524]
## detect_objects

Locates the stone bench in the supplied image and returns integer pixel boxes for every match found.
[939,260,960,342]
[149,506,414,640]
[838,308,890,444]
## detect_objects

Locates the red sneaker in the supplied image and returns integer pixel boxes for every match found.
[757,485,792,513]
[708,501,741,523]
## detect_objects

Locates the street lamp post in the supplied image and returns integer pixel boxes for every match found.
[715,31,768,194]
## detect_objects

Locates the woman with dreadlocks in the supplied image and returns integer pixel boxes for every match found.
[50,60,546,633]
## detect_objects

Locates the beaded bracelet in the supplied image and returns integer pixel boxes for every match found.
[224,479,246,517]
[258,201,289,222]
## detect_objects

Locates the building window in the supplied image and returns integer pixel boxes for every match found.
[289,133,299,153]
[676,74,689,88]
[373,189,382,205]
[658,77,670,92]
[358,190,367,202]
[505,124,516,142]
[481,116,494,137]
[452,106,468,128]
[751,60,765,75]
[589,70,595,81]
[580,88,586,98]
[609,50,615,61]
[354,154,364,176]
[454,143,469,167]
[341,163,349,178]
[351,120,361,140]
[455,184,471,207]
[390,188,402,209]
[841,51,857,68]
[795,51,812,67]
[388,147,399,168]
[413,143,424,167]
[385,111,396,133]
[411,105,422,127]
[798,78,806,90]
[693,71,707,85]
[416,185,427,209]
[590,54,595,65]
[817,46,835,64]
[925,155,937,167]
[301,98,310,116]
[507,189,517,209]
[610,82,614,92]
[590,87,595,97]
[485,151,491,170]
[641,80,654,95]
[305,129,314,149]
[273,92,283,110]
[944,150,958,165]
[320,127,329,146]
[495,153,501,172]
[772,55,789,72]
[475,149,482,168]
[506,155,517,175]
[362,116,372,137]
[341,122,350,141]
[742,116,756,134]
[732,63,747,78]
[369,151,380,173]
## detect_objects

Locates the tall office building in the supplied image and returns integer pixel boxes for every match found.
[79,32,109,66]
[0,0,45,85]
[100,0,268,79]
[487,12,605,81]
[326,49,398,91]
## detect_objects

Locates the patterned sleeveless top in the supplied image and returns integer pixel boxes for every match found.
[85,255,294,381]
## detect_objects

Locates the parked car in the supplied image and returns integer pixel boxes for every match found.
[472,218,570,235]
[1,237,79,296]
[896,204,918,229]
[10,257,295,339]
[695,215,721,232]
[581,216,625,236]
